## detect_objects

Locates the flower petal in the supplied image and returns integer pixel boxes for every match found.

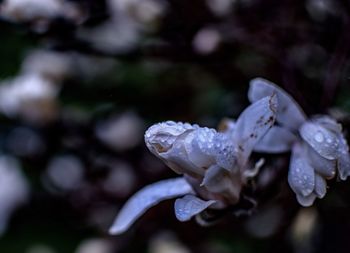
[313,116,342,133]
[202,165,241,204]
[337,134,350,180]
[288,144,315,197]
[185,128,216,168]
[296,193,317,207]
[248,78,306,131]
[300,121,339,160]
[314,173,327,199]
[213,133,237,171]
[109,177,194,235]
[306,144,336,179]
[254,126,296,153]
[233,94,277,165]
[174,195,216,222]
[160,131,205,177]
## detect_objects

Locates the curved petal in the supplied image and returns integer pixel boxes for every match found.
[233,94,277,165]
[296,193,317,207]
[288,144,315,197]
[160,131,205,177]
[186,128,216,168]
[213,133,237,171]
[248,78,307,131]
[313,116,342,133]
[314,174,327,199]
[109,177,194,235]
[306,144,336,179]
[254,126,297,153]
[300,122,339,160]
[337,134,350,180]
[202,165,241,204]
[174,195,216,222]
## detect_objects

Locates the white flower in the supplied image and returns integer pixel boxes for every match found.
[0,156,29,235]
[109,94,277,234]
[249,78,350,206]
[0,73,58,117]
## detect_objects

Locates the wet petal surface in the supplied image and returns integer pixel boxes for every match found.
[174,195,216,222]
[109,177,194,235]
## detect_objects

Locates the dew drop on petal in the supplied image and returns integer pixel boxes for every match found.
[314,132,324,143]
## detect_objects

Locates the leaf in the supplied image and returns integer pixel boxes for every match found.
[233,94,277,165]
[254,126,296,153]
[109,177,194,235]
[248,78,306,131]
[174,195,216,222]
[288,144,315,197]
[300,121,339,160]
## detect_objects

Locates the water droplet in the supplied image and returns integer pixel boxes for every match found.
[314,132,324,143]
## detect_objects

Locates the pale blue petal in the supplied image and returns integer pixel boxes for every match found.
[233,94,277,165]
[337,134,350,180]
[185,128,216,168]
[314,173,327,199]
[248,78,307,131]
[288,144,315,197]
[254,126,296,153]
[174,195,216,222]
[296,193,317,207]
[306,144,336,179]
[213,133,237,171]
[202,164,241,204]
[109,177,194,235]
[300,121,339,160]
[160,131,205,177]
[313,116,342,133]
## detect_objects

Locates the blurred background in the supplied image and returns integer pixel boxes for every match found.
[0,0,350,252]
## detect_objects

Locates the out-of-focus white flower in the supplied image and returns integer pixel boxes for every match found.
[0,0,64,22]
[249,78,350,206]
[78,0,166,53]
[306,0,340,21]
[0,155,29,235]
[206,0,235,16]
[109,94,277,234]
[96,112,144,151]
[291,208,318,251]
[149,231,190,253]
[109,0,166,25]
[78,19,141,53]
[0,0,85,32]
[193,28,221,55]
[103,161,136,197]
[0,73,59,122]
[45,155,84,191]
[75,238,114,253]
[21,50,73,82]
